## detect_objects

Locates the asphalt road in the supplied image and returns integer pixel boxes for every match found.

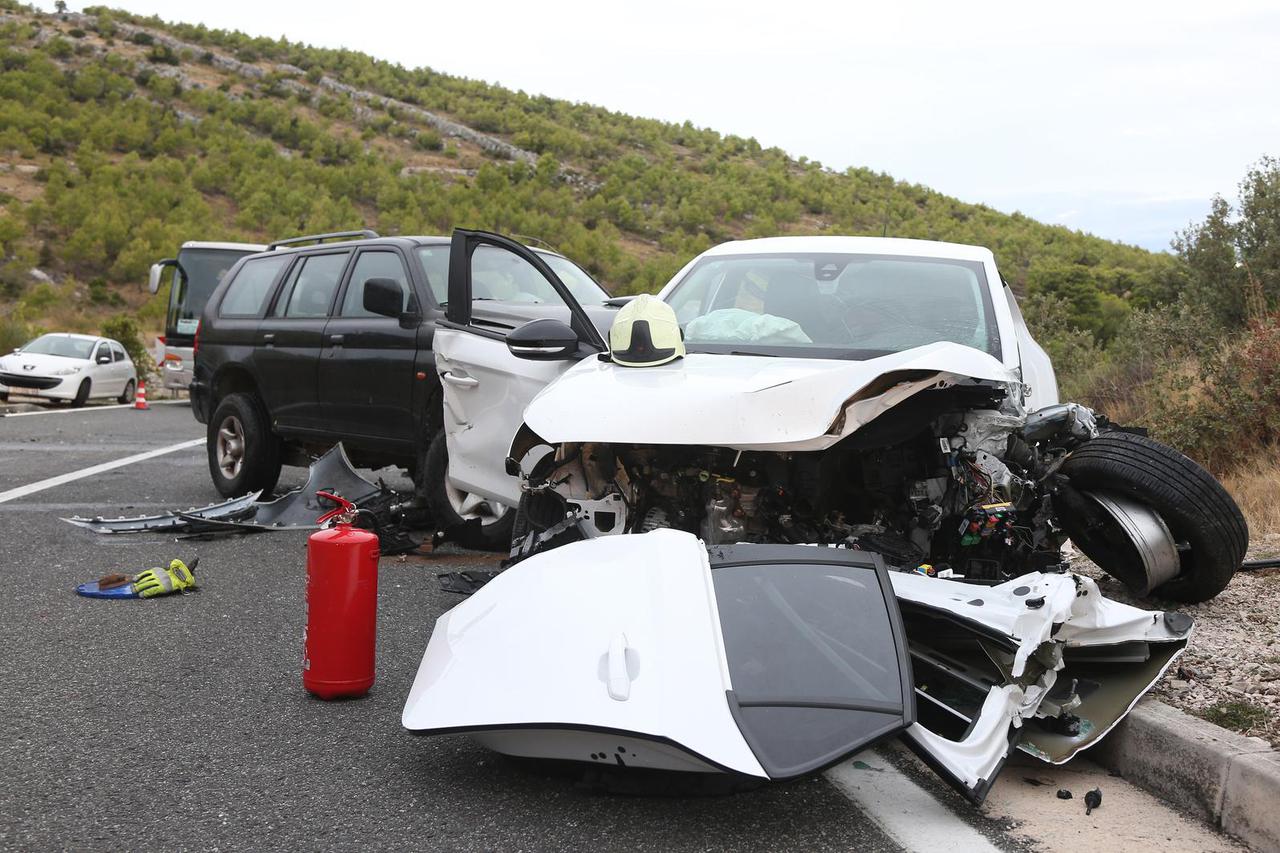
[0,405,1245,852]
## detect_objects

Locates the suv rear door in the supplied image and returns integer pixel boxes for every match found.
[319,246,426,444]
[255,250,352,431]
[436,230,606,506]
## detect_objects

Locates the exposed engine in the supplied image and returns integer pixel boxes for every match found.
[513,383,1105,582]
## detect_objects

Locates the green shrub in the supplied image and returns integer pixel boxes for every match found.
[100,314,152,380]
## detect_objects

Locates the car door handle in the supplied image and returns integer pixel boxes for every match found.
[262,333,275,347]
[441,371,479,389]
[329,334,345,345]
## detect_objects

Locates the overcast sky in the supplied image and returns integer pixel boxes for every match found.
[40,1,1280,251]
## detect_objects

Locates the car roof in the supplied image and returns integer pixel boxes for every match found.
[249,235,571,260]
[36,332,102,342]
[180,241,267,252]
[701,235,995,264]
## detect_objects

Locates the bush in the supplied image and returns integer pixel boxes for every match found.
[100,314,152,380]
[413,130,442,151]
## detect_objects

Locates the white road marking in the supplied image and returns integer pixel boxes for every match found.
[825,748,1002,853]
[0,437,203,504]
[2,399,185,417]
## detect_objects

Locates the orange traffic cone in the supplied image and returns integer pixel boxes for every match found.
[134,380,150,411]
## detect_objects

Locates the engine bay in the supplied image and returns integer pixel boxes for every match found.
[514,383,1107,583]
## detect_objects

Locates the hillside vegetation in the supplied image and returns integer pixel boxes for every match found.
[2,5,1279,532]
[0,3,1177,347]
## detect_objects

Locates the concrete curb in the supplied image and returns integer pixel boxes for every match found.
[1091,698,1280,851]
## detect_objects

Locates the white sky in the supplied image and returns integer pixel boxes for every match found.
[38,1,1280,251]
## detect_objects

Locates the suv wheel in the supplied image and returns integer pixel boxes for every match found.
[207,392,282,498]
[424,432,515,551]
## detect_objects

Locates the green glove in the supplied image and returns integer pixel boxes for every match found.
[132,559,196,598]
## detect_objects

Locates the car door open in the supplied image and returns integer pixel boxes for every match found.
[435,230,606,507]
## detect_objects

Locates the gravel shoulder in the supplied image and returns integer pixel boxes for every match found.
[1072,535,1280,747]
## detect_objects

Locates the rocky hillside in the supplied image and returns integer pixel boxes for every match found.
[0,3,1178,344]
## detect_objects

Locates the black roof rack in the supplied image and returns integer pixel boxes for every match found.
[267,229,380,251]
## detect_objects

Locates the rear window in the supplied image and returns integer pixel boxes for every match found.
[219,256,289,318]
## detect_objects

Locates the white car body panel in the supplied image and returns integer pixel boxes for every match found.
[522,341,1019,451]
[435,327,580,506]
[0,335,136,402]
[403,530,1188,796]
[402,530,768,777]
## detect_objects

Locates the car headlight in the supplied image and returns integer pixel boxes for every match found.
[52,366,82,376]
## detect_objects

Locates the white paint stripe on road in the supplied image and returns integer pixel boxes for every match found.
[2,399,186,417]
[825,748,1002,853]
[0,438,203,504]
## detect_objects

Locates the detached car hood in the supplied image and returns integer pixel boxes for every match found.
[523,341,1018,451]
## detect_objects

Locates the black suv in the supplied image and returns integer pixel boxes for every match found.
[191,230,612,549]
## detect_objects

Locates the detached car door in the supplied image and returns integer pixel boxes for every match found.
[436,230,607,507]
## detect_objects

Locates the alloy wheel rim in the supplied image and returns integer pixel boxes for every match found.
[216,415,245,480]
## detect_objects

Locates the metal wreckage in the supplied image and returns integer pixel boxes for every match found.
[62,444,424,554]
[398,232,1247,802]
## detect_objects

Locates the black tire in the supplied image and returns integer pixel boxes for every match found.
[423,432,515,551]
[206,392,282,498]
[1060,432,1247,603]
[71,379,90,407]
[117,379,136,405]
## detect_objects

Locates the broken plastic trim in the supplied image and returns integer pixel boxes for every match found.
[63,444,383,534]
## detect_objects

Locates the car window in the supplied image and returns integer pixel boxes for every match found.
[341,251,412,318]
[18,335,95,359]
[111,343,127,362]
[470,245,569,306]
[666,253,998,360]
[416,246,449,304]
[284,253,350,319]
[220,256,290,318]
[92,343,109,363]
[414,245,607,307]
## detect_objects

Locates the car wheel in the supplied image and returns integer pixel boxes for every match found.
[423,432,515,551]
[0,391,8,402]
[117,379,136,405]
[206,392,283,498]
[71,379,90,408]
[1060,432,1247,603]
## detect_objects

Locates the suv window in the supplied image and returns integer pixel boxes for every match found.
[220,256,289,317]
[341,251,412,317]
[282,252,350,319]
[111,343,127,362]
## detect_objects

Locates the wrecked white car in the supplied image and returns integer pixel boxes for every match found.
[404,230,1245,801]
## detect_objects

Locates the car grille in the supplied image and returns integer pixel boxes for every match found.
[0,372,62,390]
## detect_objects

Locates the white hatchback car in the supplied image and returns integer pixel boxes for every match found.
[0,333,138,407]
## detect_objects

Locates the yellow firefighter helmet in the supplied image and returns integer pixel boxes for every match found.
[609,294,685,367]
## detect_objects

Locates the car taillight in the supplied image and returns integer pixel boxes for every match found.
[157,335,166,345]
[192,321,200,358]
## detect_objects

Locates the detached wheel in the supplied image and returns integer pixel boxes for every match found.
[207,392,282,498]
[423,432,515,551]
[1060,432,1247,603]
[117,379,136,405]
[71,379,90,407]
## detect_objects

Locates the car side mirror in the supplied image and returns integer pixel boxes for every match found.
[363,277,405,318]
[96,354,112,364]
[506,318,581,361]
[149,258,177,294]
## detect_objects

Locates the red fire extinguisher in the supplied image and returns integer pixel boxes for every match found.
[304,491,380,699]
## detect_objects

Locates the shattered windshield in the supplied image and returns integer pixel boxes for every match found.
[19,335,95,359]
[665,253,999,360]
